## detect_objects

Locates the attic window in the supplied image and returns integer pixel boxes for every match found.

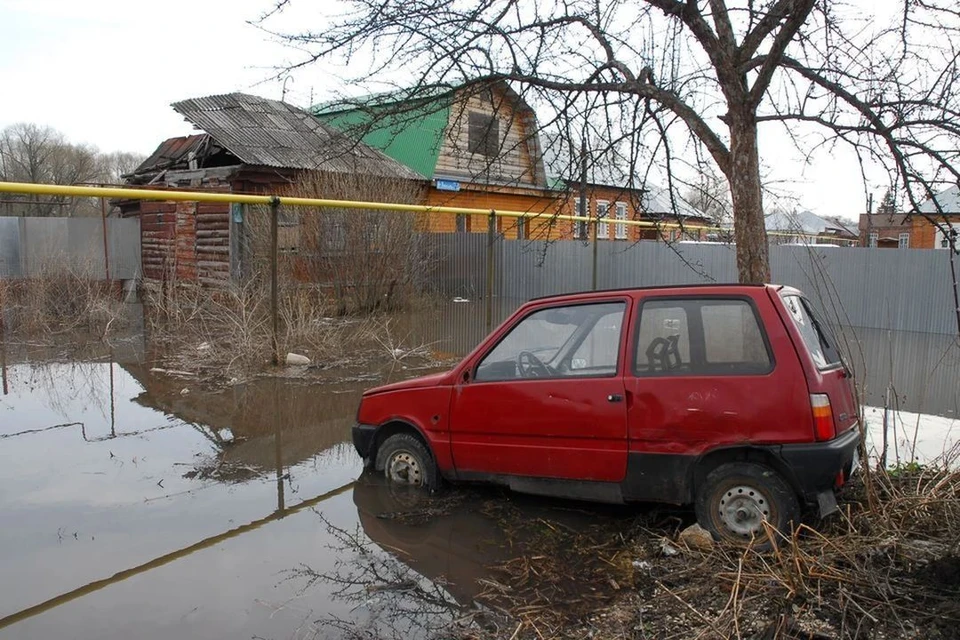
[468,112,499,157]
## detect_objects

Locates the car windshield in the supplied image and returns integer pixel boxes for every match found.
[781,294,841,369]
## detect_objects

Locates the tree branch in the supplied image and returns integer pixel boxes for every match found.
[748,0,816,107]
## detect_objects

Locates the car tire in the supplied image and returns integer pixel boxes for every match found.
[375,433,441,491]
[695,462,800,547]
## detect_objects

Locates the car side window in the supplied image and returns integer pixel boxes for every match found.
[475,302,626,381]
[635,302,692,374]
[635,298,772,376]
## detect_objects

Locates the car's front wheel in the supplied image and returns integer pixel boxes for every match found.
[375,433,440,491]
[695,462,800,546]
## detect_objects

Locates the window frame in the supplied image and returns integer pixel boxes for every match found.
[472,299,630,383]
[596,200,610,239]
[574,197,589,240]
[936,223,959,251]
[467,111,500,157]
[868,232,879,247]
[898,232,910,248]
[614,202,628,240]
[631,295,776,378]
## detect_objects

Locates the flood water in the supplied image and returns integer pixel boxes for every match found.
[0,348,637,640]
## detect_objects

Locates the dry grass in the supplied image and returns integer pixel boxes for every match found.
[143,276,438,377]
[0,260,128,339]
[500,459,960,640]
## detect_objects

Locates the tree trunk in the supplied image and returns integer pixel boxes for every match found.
[728,113,770,284]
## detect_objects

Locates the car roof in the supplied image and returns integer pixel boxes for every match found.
[529,283,777,302]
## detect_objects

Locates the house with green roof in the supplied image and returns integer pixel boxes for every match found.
[315,80,711,241]
[315,81,564,235]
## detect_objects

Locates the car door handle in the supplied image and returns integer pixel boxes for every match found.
[607,394,623,403]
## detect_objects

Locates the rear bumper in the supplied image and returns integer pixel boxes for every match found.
[779,426,860,501]
[352,423,378,459]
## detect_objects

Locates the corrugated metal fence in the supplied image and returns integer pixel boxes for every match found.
[425,234,960,336]
[0,217,141,280]
[417,233,960,416]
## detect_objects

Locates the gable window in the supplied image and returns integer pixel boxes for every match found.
[574,198,589,240]
[614,202,628,240]
[597,201,610,239]
[468,112,499,157]
[898,232,910,248]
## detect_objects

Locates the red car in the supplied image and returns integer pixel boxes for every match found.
[353,285,860,543]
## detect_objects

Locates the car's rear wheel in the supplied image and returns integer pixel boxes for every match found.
[375,433,440,491]
[695,462,800,546]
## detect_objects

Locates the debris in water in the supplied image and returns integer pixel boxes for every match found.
[286,353,311,366]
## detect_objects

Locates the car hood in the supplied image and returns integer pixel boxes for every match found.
[362,370,454,396]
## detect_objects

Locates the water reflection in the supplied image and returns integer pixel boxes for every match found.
[290,473,651,640]
[0,357,375,638]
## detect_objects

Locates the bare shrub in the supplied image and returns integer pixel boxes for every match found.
[143,271,433,376]
[0,258,127,338]
[243,170,430,315]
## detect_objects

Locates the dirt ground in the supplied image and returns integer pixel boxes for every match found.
[448,471,960,640]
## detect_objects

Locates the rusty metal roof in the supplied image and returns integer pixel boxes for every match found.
[171,93,421,179]
[133,134,212,175]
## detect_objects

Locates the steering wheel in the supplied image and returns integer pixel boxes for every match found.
[517,350,551,378]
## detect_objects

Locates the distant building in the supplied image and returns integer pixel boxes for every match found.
[858,185,960,249]
[765,210,858,246]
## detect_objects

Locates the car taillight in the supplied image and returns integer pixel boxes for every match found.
[811,393,835,441]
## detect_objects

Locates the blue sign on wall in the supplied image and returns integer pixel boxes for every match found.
[435,179,461,192]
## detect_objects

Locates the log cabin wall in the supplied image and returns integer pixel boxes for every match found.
[138,201,178,281]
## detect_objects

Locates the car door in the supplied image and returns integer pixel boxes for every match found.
[625,294,810,457]
[448,299,630,482]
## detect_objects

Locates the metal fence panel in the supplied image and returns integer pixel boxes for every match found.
[0,217,141,280]
[443,237,957,336]
[0,217,21,277]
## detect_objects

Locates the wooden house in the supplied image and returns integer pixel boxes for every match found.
[315,81,711,242]
[315,82,563,238]
[119,93,422,285]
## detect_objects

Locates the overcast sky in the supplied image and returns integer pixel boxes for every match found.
[0,0,893,221]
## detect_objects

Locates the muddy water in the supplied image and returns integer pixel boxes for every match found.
[0,354,635,639]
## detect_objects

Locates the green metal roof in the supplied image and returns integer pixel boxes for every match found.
[314,94,453,179]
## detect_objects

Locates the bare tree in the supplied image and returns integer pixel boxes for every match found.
[684,167,732,227]
[260,0,960,283]
[0,123,100,216]
[244,170,429,315]
[97,150,147,185]
[0,124,145,217]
